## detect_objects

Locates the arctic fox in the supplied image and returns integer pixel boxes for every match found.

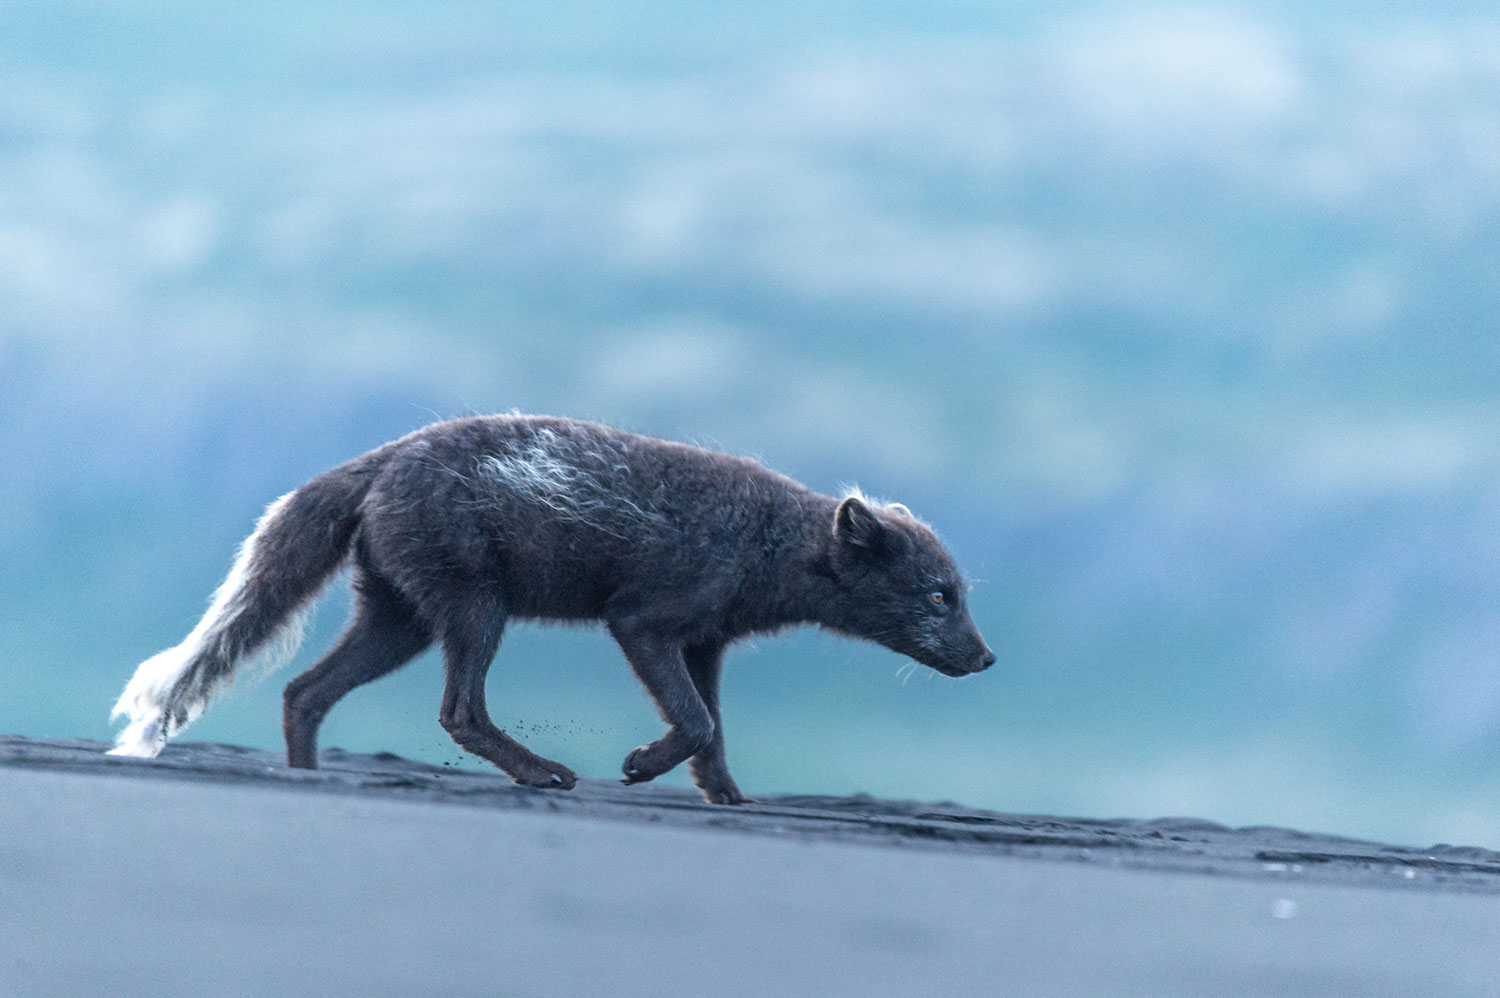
[110,414,995,803]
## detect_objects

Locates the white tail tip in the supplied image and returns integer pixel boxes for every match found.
[107,712,168,758]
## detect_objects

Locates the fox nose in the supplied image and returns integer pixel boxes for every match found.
[980,648,997,670]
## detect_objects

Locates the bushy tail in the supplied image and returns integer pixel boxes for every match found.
[109,458,382,757]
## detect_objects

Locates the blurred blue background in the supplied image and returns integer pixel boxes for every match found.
[3,1,1499,847]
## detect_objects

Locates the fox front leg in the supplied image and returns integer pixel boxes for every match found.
[609,622,715,785]
[683,642,752,805]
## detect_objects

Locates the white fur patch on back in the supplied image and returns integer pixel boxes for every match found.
[470,427,664,539]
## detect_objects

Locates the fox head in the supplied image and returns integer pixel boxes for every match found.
[826,494,996,677]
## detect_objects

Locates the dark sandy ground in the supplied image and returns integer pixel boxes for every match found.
[2,735,1497,997]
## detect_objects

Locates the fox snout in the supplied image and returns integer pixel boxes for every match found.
[930,643,996,677]
[924,639,996,678]
[958,622,997,674]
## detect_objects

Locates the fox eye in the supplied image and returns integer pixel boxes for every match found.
[928,591,945,606]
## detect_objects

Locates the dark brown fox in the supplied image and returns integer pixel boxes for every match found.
[110,414,995,803]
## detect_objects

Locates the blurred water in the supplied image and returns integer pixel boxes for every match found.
[3,1,1500,846]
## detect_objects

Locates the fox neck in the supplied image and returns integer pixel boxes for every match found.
[755,494,852,634]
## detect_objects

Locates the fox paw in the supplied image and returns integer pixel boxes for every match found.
[510,759,577,790]
[693,772,753,805]
[621,744,673,785]
[702,785,754,806]
[690,759,751,805]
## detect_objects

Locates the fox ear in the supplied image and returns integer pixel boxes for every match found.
[887,502,912,518]
[834,496,886,551]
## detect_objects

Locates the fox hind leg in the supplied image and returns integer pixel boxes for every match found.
[283,563,433,769]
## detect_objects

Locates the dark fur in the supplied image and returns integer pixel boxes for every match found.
[174,415,994,802]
